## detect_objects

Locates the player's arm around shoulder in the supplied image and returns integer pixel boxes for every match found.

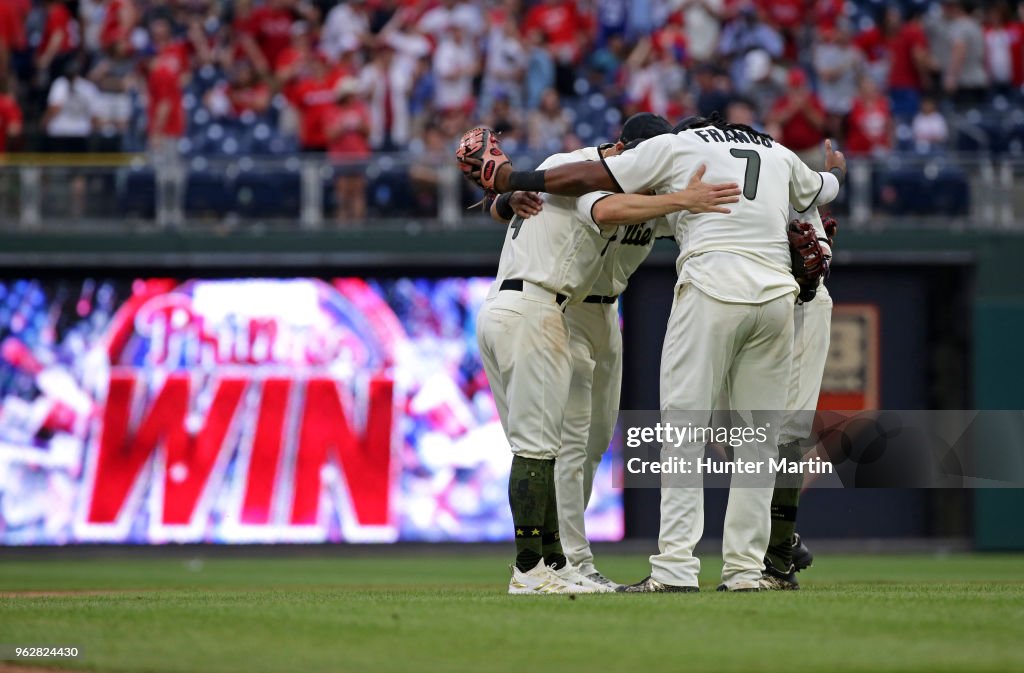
[588,165,741,227]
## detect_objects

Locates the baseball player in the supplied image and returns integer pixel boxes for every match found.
[760,208,838,591]
[464,120,740,595]
[490,118,677,591]
[463,115,845,593]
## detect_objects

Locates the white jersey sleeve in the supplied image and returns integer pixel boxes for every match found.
[601,134,678,194]
[787,149,840,212]
[576,190,615,230]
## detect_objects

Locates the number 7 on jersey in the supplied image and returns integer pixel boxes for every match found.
[729,148,761,200]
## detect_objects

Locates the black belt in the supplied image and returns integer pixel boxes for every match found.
[583,294,619,304]
[499,278,568,305]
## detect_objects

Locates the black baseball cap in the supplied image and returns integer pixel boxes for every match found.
[619,113,672,148]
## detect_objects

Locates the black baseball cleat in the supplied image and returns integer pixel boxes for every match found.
[760,559,800,591]
[791,533,814,572]
[616,576,699,593]
[716,583,760,592]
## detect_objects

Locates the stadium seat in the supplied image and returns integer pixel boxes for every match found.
[235,168,301,218]
[116,167,156,218]
[184,167,236,217]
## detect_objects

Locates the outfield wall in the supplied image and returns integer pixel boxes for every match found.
[0,226,1020,549]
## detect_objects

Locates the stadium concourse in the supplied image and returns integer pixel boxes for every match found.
[0,0,1022,221]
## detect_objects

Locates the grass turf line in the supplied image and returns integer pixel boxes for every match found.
[0,554,1022,673]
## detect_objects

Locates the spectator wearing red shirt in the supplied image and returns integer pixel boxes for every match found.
[100,0,137,52]
[767,68,826,167]
[205,61,271,119]
[523,0,592,95]
[147,52,185,149]
[238,0,297,76]
[755,0,804,59]
[0,77,23,154]
[325,78,371,224]
[37,0,79,85]
[885,7,932,121]
[149,18,190,77]
[984,2,1024,97]
[0,0,28,78]
[274,21,316,102]
[846,75,892,157]
[290,56,344,152]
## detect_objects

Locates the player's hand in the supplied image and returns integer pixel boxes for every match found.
[461,156,513,194]
[824,139,846,181]
[510,191,543,218]
[677,164,741,214]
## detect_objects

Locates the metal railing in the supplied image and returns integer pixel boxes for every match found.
[0,152,1022,232]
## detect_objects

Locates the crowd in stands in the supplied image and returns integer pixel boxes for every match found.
[0,0,1021,221]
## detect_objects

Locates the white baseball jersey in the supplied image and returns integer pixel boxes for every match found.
[494,148,616,303]
[602,130,839,304]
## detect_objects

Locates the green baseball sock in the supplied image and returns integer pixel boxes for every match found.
[766,441,803,571]
[509,456,552,572]
[542,462,566,570]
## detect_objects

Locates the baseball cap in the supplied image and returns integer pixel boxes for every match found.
[620,113,672,144]
[619,112,672,149]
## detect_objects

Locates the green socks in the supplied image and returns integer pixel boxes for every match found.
[542,468,566,570]
[766,441,803,570]
[509,456,560,572]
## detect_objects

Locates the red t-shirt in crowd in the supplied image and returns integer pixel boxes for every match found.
[772,95,826,151]
[523,2,586,61]
[292,70,345,150]
[0,0,27,51]
[853,27,886,63]
[325,101,371,159]
[244,5,294,68]
[157,41,190,76]
[229,82,270,116]
[846,97,891,155]
[100,0,135,50]
[756,0,803,29]
[38,2,76,56]
[888,23,928,90]
[148,58,185,138]
[0,94,22,153]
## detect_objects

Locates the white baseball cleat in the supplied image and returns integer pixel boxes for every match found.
[586,570,622,591]
[508,562,567,595]
[549,562,605,594]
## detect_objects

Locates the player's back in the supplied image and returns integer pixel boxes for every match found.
[494,147,612,302]
[634,129,823,303]
[672,129,802,269]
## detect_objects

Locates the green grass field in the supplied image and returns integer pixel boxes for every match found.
[2,552,1023,673]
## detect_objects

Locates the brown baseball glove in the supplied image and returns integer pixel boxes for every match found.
[455,127,511,195]
[788,219,829,302]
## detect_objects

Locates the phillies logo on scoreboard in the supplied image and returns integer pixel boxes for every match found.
[74,278,402,543]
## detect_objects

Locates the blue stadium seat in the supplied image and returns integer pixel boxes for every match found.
[235,168,301,218]
[874,164,969,216]
[116,167,156,218]
[185,169,236,216]
[928,167,970,216]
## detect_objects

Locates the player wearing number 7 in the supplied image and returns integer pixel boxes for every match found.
[461,121,741,595]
